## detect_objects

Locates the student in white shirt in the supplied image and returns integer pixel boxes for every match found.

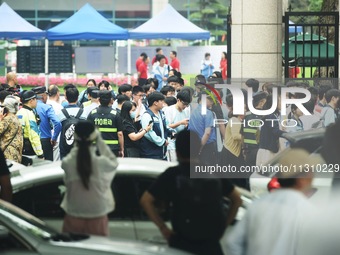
[226,149,321,255]
[163,90,191,162]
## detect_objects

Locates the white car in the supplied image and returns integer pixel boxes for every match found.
[9,158,251,244]
[249,128,333,202]
[0,199,192,255]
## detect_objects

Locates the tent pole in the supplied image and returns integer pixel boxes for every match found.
[127,39,131,84]
[44,39,49,90]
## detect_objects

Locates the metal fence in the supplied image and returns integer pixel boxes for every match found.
[284,12,339,87]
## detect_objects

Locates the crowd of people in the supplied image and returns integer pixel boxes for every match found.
[1,49,340,255]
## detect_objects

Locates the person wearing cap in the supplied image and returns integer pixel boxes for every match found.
[83,86,100,117]
[242,91,268,168]
[61,120,118,236]
[16,90,44,159]
[140,92,171,160]
[0,95,23,163]
[32,86,62,161]
[163,90,191,162]
[226,148,318,255]
[87,90,124,157]
[320,88,340,127]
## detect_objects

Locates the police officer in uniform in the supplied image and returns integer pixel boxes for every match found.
[242,91,268,166]
[32,86,62,161]
[87,90,124,157]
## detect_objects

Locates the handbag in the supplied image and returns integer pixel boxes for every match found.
[23,138,35,155]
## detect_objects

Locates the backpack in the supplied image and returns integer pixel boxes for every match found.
[60,108,84,156]
[171,174,228,241]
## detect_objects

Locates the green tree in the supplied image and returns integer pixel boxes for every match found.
[309,0,323,11]
[184,0,229,37]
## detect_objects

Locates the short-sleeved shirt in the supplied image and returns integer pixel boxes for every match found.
[138,62,148,79]
[87,106,124,152]
[122,120,139,149]
[188,104,216,144]
[171,58,180,71]
[148,164,234,203]
[0,149,9,176]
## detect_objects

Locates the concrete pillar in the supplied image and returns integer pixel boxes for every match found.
[231,0,283,82]
[151,0,168,17]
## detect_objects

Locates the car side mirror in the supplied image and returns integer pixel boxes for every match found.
[0,225,9,239]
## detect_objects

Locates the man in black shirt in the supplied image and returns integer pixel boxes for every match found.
[88,90,124,157]
[0,149,12,202]
[140,130,242,255]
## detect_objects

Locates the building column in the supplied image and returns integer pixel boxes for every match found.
[231,0,283,82]
[151,0,168,17]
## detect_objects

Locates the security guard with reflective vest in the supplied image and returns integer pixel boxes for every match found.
[242,91,268,166]
[87,90,124,157]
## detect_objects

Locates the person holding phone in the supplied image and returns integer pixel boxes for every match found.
[140,92,172,160]
[120,101,152,157]
[0,95,23,163]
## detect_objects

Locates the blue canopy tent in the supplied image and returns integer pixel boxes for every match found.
[47,3,128,40]
[0,2,45,39]
[45,3,129,87]
[129,4,210,40]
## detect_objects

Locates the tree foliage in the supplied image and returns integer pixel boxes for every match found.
[184,0,229,37]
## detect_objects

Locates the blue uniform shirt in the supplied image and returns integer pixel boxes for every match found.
[36,100,62,141]
[188,104,216,144]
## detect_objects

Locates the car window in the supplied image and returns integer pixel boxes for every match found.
[110,175,139,220]
[12,181,64,218]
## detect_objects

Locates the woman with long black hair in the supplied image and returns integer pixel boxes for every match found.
[120,101,152,157]
[61,120,118,236]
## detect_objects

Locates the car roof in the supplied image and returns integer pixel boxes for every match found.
[10,158,177,192]
[284,128,325,144]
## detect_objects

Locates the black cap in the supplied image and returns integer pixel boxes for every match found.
[253,91,268,104]
[21,90,36,102]
[32,86,47,95]
[98,90,112,100]
[148,91,165,106]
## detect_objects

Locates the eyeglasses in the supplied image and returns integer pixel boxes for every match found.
[135,94,144,97]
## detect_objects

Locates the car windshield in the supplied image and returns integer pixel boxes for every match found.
[0,200,58,240]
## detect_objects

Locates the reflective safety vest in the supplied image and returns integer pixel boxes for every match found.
[87,106,123,151]
[243,113,261,149]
